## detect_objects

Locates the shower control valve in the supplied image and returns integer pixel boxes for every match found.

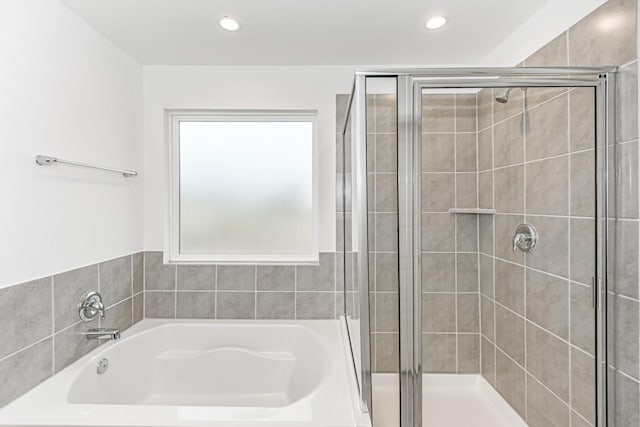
[79,291,105,322]
[512,223,538,253]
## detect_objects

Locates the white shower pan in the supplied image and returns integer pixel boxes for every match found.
[372,373,527,427]
[0,319,367,427]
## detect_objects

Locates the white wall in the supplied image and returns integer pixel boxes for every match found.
[0,0,610,285]
[0,0,144,288]
[143,66,353,253]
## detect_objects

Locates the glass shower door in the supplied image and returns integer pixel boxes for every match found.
[413,80,604,427]
[343,76,401,426]
[343,69,612,427]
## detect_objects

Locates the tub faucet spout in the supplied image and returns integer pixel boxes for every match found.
[82,328,121,341]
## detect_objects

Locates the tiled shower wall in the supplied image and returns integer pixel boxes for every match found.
[0,253,143,406]
[366,93,401,373]
[338,91,484,373]
[420,93,481,374]
[477,0,640,425]
[576,1,640,425]
[476,84,599,424]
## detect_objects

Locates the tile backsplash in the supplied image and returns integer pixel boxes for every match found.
[0,250,341,408]
[0,253,143,407]
[143,251,342,320]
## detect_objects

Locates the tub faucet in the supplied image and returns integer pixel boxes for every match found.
[82,328,121,341]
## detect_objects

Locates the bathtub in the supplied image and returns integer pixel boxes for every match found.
[0,319,367,427]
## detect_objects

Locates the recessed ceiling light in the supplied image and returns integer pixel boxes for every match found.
[219,16,240,31]
[425,16,447,30]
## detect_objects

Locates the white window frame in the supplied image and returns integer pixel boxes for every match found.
[164,109,319,264]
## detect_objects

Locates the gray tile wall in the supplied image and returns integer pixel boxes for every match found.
[367,93,401,373]
[478,1,640,425]
[337,92,403,374]
[477,76,596,426]
[0,249,343,408]
[594,1,640,425]
[421,92,481,374]
[143,251,342,320]
[341,91,483,374]
[0,253,143,407]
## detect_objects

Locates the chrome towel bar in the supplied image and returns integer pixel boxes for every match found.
[35,155,137,177]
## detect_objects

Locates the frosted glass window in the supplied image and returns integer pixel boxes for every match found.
[170,112,317,262]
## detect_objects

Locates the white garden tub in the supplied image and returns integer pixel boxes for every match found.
[0,319,366,427]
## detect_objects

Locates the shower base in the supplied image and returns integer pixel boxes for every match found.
[372,373,526,427]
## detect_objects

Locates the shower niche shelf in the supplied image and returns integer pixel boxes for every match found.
[448,208,496,215]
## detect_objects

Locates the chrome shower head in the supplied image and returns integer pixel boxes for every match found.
[495,88,512,103]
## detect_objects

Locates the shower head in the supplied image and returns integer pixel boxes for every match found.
[495,88,512,103]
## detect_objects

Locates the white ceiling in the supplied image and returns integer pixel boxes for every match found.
[60,0,604,66]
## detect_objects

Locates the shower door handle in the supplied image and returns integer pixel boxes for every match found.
[512,224,538,253]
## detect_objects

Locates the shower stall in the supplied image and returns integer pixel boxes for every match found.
[338,68,617,427]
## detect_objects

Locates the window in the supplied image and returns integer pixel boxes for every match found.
[166,110,318,263]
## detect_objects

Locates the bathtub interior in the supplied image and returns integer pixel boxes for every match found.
[67,323,329,407]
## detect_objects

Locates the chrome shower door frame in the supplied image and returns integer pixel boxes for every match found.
[413,74,612,427]
[352,74,373,415]
[346,67,614,427]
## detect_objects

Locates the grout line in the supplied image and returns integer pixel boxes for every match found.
[526,366,573,416]
[491,88,498,388]
[168,289,337,294]
[453,93,459,373]
[334,252,337,319]
[372,94,377,370]
[421,131,477,135]
[490,149,591,172]
[214,265,218,319]
[444,212,596,221]
[130,254,134,324]
[97,263,102,329]
[616,368,640,384]
[636,51,640,395]
[565,28,570,67]
[618,58,638,69]
[566,78,574,425]
[0,335,54,365]
[421,171,477,175]
[522,86,528,421]
[490,88,570,129]
[50,276,55,374]
[614,292,640,304]
[476,92,484,376]
[104,296,133,311]
[572,410,595,427]
[421,290,479,295]
[493,298,594,358]
[142,252,146,319]
[612,137,639,146]
[421,331,478,335]
[492,254,571,282]
[55,319,85,335]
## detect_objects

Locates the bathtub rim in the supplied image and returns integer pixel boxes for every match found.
[66,318,334,406]
[0,318,367,427]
